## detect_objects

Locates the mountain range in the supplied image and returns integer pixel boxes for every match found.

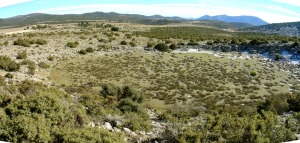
[1,11,299,37]
[198,15,268,26]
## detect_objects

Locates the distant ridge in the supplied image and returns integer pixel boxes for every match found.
[198,15,268,26]
[0,12,186,28]
[242,21,300,37]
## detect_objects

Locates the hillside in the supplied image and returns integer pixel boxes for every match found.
[191,20,254,29]
[242,21,300,37]
[0,12,184,28]
[198,15,268,26]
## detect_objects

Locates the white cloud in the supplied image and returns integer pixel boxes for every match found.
[37,4,300,23]
[272,0,300,7]
[0,0,32,8]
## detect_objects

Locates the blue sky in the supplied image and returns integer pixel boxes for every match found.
[0,0,300,23]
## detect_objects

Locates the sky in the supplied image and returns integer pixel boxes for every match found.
[0,0,300,23]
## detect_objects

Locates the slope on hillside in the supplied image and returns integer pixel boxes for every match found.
[0,12,185,28]
[191,20,254,29]
[198,15,268,26]
[242,21,300,37]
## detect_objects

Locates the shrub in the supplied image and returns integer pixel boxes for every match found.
[207,41,213,45]
[250,71,257,77]
[111,27,119,32]
[4,73,13,78]
[274,54,282,61]
[4,41,8,46]
[120,41,127,45]
[35,39,47,45]
[38,62,50,69]
[66,41,79,48]
[14,38,31,47]
[129,41,136,47]
[47,56,55,61]
[16,50,27,59]
[187,42,199,46]
[0,56,20,72]
[86,47,94,53]
[28,63,35,75]
[146,42,154,48]
[169,43,178,50]
[0,75,5,86]
[154,43,169,52]
[78,49,87,55]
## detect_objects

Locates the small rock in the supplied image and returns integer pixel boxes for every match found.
[139,131,146,135]
[104,122,113,131]
[88,122,95,127]
[123,127,132,135]
[113,127,121,133]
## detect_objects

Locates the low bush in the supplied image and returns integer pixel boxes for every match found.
[154,43,169,52]
[16,50,27,59]
[0,56,20,72]
[86,47,94,53]
[78,49,87,55]
[66,41,79,48]
[120,41,127,45]
[38,62,50,69]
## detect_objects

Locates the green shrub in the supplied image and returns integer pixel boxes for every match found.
[0,75,5,86]
[28,63,35,75]
[207,41,213,45]
[66,41,79,48]
[250,71,257,76]
[0,56,20,72]
[14,38,31,47]
[274,54,282,61]
[78,49,87,55]
[47,56,55,61]
[120,41,127,45]
[86,47,94,53]
[16,50,27,59]
[169,43,178,50]
[4,41,8,46]
[129,41,136,47]
[38,62,50,69]
[4,73,13,79]
[111,27,119,32]
[35,39,47,45]
[154,43,169,52]
[146,42,154,48]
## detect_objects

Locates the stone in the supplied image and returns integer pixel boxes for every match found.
[113,127,121,133]
[104,122,113,131]
[88,122,95,128]
[123,127,132,135]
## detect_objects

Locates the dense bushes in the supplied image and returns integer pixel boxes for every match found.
[14,38,48,47]
[0,56,20,72]
[0,82,125,143]
[14,38,31,47]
